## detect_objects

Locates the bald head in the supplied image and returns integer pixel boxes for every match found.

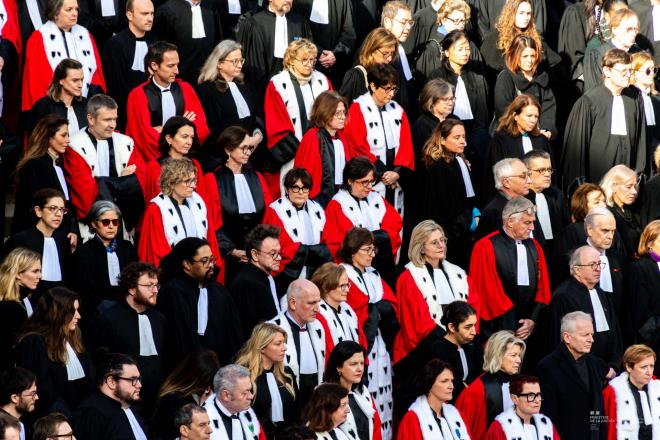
[287,279,321,325]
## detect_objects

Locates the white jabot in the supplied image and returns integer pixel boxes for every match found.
[298,330,318,374]
[19,421,25,440]
[265,372,284,422]
[653,5,660,41]
[65,342,86,380]
[642,92,656,125]
[179,203,198,237]
[228,0,241,14]
[273,14,288,58]
[23,298,34,317]
[515,240,530,286]
[456,156,475,197]
[397,44,413,81]
[453,76,474,120]
[640,390,653,425]
[123,408,148,440]
[501,382,514,411]
[457,347,468,381]
[42,237,62,281]
[521,135,533,153]
[228,82,251,119]
[535,192,554,240]
[67,105,80,135]
[433,268,454,304]
[100,0,115,17]
[610,95,627,135]
[332,138,346,184]
[588,288,610,332]
[599,254,613,292]
[53,161,70,200]
[26,0,43,30]
[154,79,176,126]
[234,174,257,214]
[657,262,660,272]
[107,251,120,286]
[132,40,149,72]
[309,0,329,24]
[188,1,206,39]
[138,314,158,356]
[523,424,539,440]
[95,138,110,176]
[197,287,208,335]
[334,428,351,440]
[231,416,242,440]
[268,275,281,314]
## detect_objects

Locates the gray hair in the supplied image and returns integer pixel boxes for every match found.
[88,200,122,222]
[560,311,593,336]
[482,330,526,373]
[198,40,243,84]
[522,149,551,168]
[87,94,118,117]
[568,245,597,276]
[213,364,250,395]
[418,78,455,113]
[583,207,615,230]
[174,403,206,429]
[502,196,535,223]
[599,164,637,207]
[493,158,524,190]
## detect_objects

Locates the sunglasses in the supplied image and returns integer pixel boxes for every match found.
[642,67,659,76]
[98,218,120,227]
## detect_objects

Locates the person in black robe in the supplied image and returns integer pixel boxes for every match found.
[153,0,219,85]
[157,237,244,368]
[86,0,128,50]
[72,353,149,439]
[93,262,167,415]
[630,52,660,178]
[102,0,157,130]
[230,225,284,337]
[475,0,546,42]
[292,0,355,87]
[562,49,646,191]
[16,0,90,50]
[402,0,442,57]
[351,0,381,42]
[0,121,20,241]
[640,151,660,224]
[480,30,561,79]
[237,1,313,94]
[546,246,623,365]
[631,0,660,64]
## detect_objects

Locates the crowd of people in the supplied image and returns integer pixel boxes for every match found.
[0,0,659,438]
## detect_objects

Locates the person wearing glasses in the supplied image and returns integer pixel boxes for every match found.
[263,168,332,288]
[0,367,38,440]
[469,197,551,342]
[72,352,147,439]
[631,52,660,177]
[547,245,622,364]
[93,262,167,413]
[158,237,244,368]
[71,201,138,320]
[263,38,332,198]
[485,375,560,440]
[138,157,220,266]
[197,40,264,150]
[33,412,76,440]
[322,157,403,288]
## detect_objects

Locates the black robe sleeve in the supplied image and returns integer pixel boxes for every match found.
[339,66,368,105]
[558,3,588,81]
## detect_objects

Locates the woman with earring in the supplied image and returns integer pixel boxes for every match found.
[235,322,299,438]
[262,168,331,288]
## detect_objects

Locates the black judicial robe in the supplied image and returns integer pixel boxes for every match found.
[238,9,313,92]
[0,294,30,370]
[609,204,643,261]
[73,392,149,440]
[634,88,660,177]
[476,0,547,40]
[475,192,508,239]
[640,175,660,225]
[339,66,368,106]
[630,1,660,65]
[351,0,380,42]
[252,367,299,438]
[628,256,660,373]
[94,301,167,412]
[526,186,568,252]
[150,393,196,440]
[407,0,431,14]
[153,0,219,85]
[86,0,127,48]
[428,337,482,403]
[480,30,561,75]
[558,2,588,83]
[488,131,552,168]
[27,96,87,137]
[206,0,251,39]
[229,263,282,338]
[156,275,244,367]
[403,4,440,57]
[583,41,643,92]
[561,84,646,190]
[547,277,623,364]
[11,154,79,236]
[102,29,157,129]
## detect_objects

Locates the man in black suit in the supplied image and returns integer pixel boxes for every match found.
[536,311,616,440]
[230,224,284,337]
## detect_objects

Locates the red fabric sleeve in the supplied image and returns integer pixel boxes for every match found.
[1,0,21,55]
[455,376,487,440]
[262,206,301,277]
[392,270,438,364]
[294,128,323,199]
[21,31,52,110]
[137,203,171,266]
[201,173,225,284]
[264,81,296,148]
[89,35,106,92]
[396,411,424,440]
[62,147,98,219]
[603,385,617,440]
[258,425,266,440]
[380,199,403,259]
[372,401,383,440]
[179,80,210,145]
[320,200,355,261]
[395,111,415,171]
[344,103,376,162]
[125,84,161,162]
[485,420,507,440]
[533,240,552,306]
[553,425,561,440]
[143,159,162,204]
[258,172,274,206]
[128,148,147,194]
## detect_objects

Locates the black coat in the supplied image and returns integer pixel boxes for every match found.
[475,192,508,239]
[536,343,609,440]
[27,97,88,137]
[628,256,660,376]
[640,175,660,225]
[229,263,282,337]
[252,367,300,438]
[150,393,196,440]
[609,204,642,261]
[73,392,149,440]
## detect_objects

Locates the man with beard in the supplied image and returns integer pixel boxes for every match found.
[157,237,244,368]
[0,368,38,440]
[72,353,148,439]
[93,262,167,413]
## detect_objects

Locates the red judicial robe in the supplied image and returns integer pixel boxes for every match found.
[315,300,362,364]
[397,397,471,440]
[0,0,22,125]
[486,410,560,440]
[22,21,105,110]
[603,373,660,440]
[143,156,206,204]
[125,79,210,161]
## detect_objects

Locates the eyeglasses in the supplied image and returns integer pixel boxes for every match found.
[439,96,456,103]
[98,218,120,227]
[21,390,38,399]
[334,110,347,118]
[192,256,216,266]
[358,246,378,255]
[136,283,161,291]
[393,17,415,27]
[114,376,142,386]
[444,16,467,26]
[238,145,256,154]
[531,167,554,175]
[574,261,606,271]
[517,392,543,402]
[505,172,532,180]
[640,67,659,76]
[288,185,311,194]
[610,67,633,77]
[376,49,396,60]
[425,238,448,247]
[379,85,399,95]
[50,432,74,439]
[222,57,245,67]
[182,177,198,187]
[338,282,352,291]
[295,57,317,66]
[43,205,68,215]
[256,249,281,260]
[354,178,376,187]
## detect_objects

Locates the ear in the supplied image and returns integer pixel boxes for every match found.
[86,113,95,125]
[34,206,43,218]
[369,82,377,93]
[179,424,189,437]
[10,393,20,405]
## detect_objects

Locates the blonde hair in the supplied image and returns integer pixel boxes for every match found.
[638,220,660,256]
[437,0,470,25]
[159,157,197,196]
[283,39,317,71]
[655,145,660,171]
[631,51,658,95]
[483,330,526,373]
[0,248,41,303]
[408,220,445,267]
[623,344,656,368]
[359,28,399,68]
[496,0,543,57]
[599,164,637,207]
[235,323,296,399]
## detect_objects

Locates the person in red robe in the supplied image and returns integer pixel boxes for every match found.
[293,90,353,207]
[125,41,209,162]
[603,344,659,440]
[21,0,105,111]
[486,375,560,440]
[343,63,414,219]
[321,157,402,287]
[263,38,332,198]
[0,0,22,128]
